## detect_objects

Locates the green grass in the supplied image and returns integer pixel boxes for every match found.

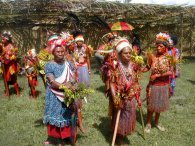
[0,58,195,146]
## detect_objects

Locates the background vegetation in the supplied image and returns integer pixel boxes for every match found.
[0,57,195,146]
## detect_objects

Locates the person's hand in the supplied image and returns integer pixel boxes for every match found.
[71,83,78,91]
[150,74,159,81]
[0,57,3,63]
[88,70,91,75]
[125,82,131,91]
[137,99,142,108]
[118,101,124,109]
[64,82,72,89]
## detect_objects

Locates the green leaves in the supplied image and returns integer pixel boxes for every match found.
[59,83,94,107]
[130,50,145,66]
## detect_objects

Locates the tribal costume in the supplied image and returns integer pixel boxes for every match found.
[101,38,141,137]
[71,34,92,87]
[110,62,139,135]
[24,49,38,98]
[144,32,173,133]
[1,32,20,96]
[146,55,171,112]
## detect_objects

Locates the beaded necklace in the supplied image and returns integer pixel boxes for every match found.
[119,62,132,80]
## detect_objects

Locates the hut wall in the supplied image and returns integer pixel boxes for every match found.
[0,21,194,59]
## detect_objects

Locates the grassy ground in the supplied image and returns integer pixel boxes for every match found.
[0,58,195,146]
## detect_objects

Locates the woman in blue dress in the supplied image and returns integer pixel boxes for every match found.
[43,44,82,146]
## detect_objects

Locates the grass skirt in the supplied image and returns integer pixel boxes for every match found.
[77,64,90,86]
[147,84,170,113]
[112,98,136,136]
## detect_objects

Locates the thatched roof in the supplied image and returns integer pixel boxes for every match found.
[0,0,194,27]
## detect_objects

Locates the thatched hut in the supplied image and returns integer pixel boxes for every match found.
[0,0,194,56]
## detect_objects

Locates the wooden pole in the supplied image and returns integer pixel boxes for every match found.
[111,109,121,146]
[180,13,183,56]
[189,12,194,56]
[139,107,146,140]
[193,10,195,55]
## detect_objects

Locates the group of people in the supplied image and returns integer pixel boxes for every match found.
[0,30,92,145]
[0,30,180,146]
[97,31,180,145]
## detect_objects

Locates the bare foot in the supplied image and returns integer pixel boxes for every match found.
[4,93,10,97]
[43,140,53,145]
[144,124,151,133]
[155,124,166,132]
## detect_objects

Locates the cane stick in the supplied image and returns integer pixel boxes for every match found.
[111,109,121,146]
[139,107,145,140]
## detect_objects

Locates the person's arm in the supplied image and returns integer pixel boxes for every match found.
[150,70,172,81]
[110,82,123,109]
[87,56,91,74]
[10,46,18,61]
[46,75,61,89]
[141,64,150,72]
[47,75,73,90]
[86,47,91,74]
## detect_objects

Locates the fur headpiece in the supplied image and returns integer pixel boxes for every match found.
[2,31,12,42]
[156,32,170,47]
[27,48,37,58]
[114,38,132,53]
[71,30,84,42]
[75,35,84,42]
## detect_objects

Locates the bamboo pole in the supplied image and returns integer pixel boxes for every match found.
[189,12,194,56]
[111,109,121,146]
[180,13,183,55]
[139,107,145,140]
[193,10,195,55]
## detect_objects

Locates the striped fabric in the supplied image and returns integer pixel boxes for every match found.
[49,61,73,102]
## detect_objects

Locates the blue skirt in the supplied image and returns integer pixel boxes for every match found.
[77,64,90,87]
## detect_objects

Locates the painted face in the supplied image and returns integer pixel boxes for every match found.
[76,41,83,47]
[53,46,65,62]
[1,36,8,44]
[133,45,140,55]
[156,43,166,54]
[120,47,131,63]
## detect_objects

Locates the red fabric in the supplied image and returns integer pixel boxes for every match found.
[4,61,18,83]
[47,124,77,139]
[150,76,170,86]
[28,76,38,87]
[166,47,176,56]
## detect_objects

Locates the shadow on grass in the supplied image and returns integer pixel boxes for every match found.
[34,118,44,127]
[36,90,42,97]
[2,86,23,97]
[187,79,195,85]
[93,116,130,145]
[93,117,112,144]
[96,85,105,93]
